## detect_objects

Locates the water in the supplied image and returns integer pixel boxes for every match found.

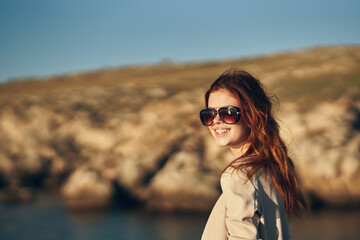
[0,193,359,240]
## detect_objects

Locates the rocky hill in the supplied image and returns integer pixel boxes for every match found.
[0,46,359,211]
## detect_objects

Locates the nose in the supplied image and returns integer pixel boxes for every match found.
[212,112,223,125]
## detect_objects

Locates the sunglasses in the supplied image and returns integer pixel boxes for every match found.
[199,106,241,126]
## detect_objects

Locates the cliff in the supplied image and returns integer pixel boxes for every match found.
[0,46,359,211]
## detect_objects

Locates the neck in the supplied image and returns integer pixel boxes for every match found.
[230,142,250,158]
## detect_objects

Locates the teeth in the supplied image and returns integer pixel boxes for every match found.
[215,129,229,134]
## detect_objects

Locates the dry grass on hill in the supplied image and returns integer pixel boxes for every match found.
[1,45,359,104]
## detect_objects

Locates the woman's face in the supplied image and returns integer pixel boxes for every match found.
[207,89,250,151]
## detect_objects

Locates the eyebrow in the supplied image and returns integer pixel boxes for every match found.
[207,105,237,109]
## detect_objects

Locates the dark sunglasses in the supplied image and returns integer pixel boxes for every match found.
[199,106,241,126]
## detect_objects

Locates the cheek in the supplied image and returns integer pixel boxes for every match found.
[208,127,216,138]
[232,125,250,140]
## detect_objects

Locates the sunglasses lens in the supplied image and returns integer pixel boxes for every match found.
[200,109,215,126]
[219,107,239,124]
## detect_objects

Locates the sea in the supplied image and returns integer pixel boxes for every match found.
[0,192,359,240]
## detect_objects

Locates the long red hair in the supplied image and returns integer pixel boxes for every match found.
[205,69,307,217]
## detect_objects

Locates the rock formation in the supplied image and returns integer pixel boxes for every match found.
[0,46,359,211]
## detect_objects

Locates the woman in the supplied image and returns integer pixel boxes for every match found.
[199,69,307,240]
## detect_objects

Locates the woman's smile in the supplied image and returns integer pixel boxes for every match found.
[214,127,230,135]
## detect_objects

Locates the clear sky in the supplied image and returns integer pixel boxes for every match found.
[0,0,359,83]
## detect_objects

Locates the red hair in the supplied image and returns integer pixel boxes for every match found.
[205,69,307,217]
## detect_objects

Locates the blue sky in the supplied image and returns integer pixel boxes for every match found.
[0,0,359,83]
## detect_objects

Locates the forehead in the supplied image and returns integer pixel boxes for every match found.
[208,89,240,108]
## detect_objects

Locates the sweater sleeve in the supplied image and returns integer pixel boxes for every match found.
[221,170,261,240]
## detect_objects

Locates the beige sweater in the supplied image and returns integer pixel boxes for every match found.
[201,169,290,240]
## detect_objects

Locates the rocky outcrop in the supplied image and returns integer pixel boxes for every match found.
[280,94,360,206]
[61,167,114,210]
[0,46,359,211]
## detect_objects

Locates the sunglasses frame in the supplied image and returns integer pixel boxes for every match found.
[199,106,241,126]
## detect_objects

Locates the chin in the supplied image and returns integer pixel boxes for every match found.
[214,139,230,147]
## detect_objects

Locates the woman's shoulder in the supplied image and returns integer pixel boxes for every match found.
[220,166,270,192]
[220,167,254,193]
[221,166,283,210]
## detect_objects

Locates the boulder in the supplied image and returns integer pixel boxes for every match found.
[61,167,114,210]
[145,151,219,212]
